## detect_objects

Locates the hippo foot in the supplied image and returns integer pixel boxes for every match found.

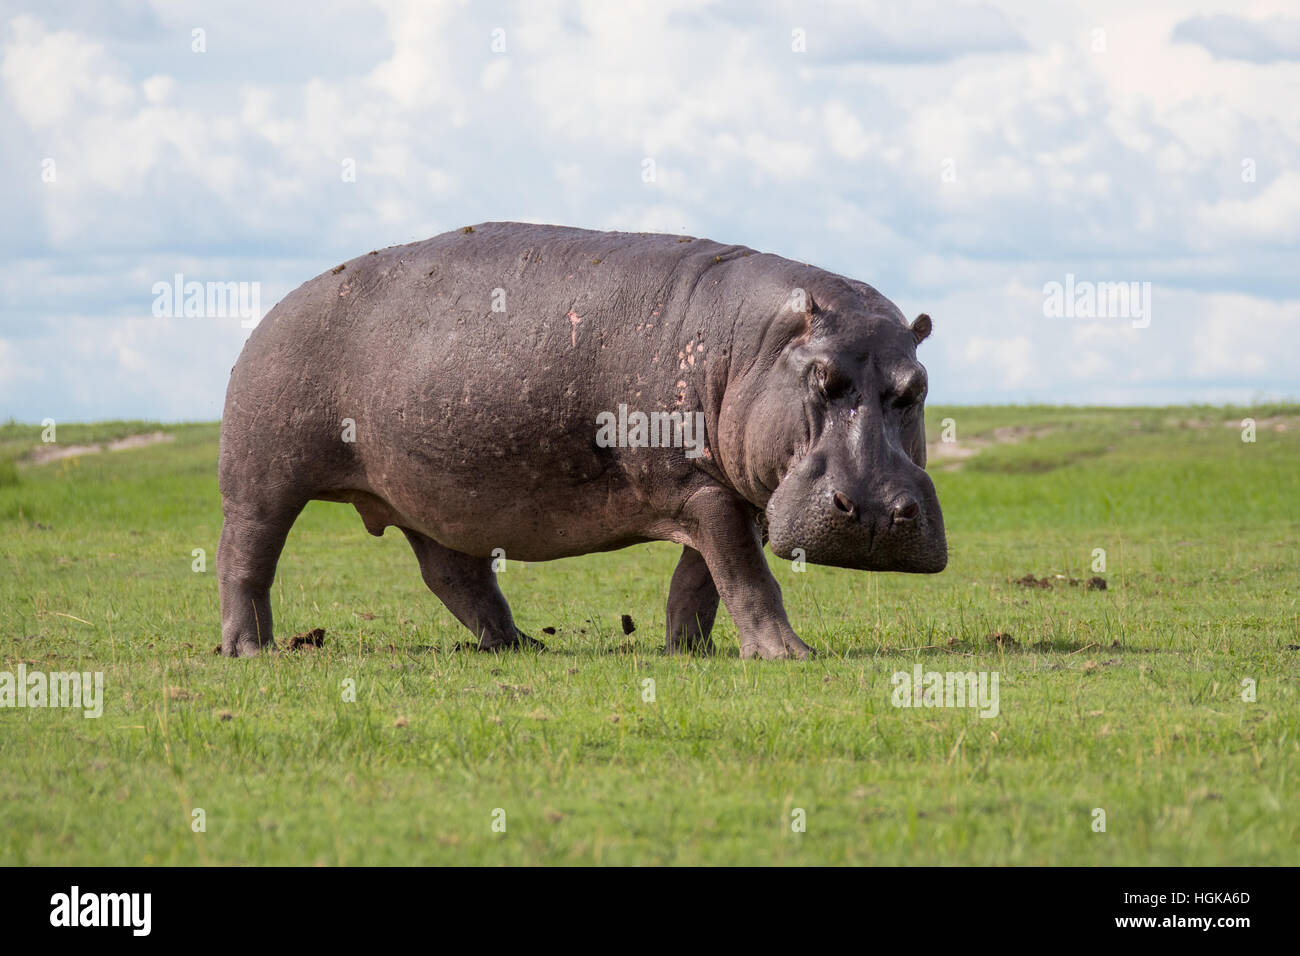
[463,630,546,653]
[740,636,815,660]
[224,636,275,658]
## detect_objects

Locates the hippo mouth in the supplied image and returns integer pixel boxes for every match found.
[764,467,947,574]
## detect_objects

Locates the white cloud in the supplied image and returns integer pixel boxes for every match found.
[1,16,134,127]
[960,335,1035,388]
[1199,171,1300,245]
[1172,14,1300,63]
[1189,294,1298,379]
[822,102,875,160]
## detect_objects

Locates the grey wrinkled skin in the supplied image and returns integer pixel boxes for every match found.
[218,222,946,660]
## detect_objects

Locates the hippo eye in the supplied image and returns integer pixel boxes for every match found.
[890,369,927,409]
[811,361,850,400]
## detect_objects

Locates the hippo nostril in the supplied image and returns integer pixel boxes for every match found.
[894,498,920,523]
[832,491,856,516]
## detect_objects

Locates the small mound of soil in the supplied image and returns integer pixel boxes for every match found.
[987,631,1018,648]
[284,628,326,650]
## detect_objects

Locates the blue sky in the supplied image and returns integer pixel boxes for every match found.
[1,0,1297,421]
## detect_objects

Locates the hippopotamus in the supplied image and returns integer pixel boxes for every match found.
[218,222,945,660]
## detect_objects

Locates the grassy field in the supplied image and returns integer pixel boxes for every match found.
[1,406,1297,865]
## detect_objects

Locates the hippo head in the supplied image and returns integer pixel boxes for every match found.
[720,286,947,574]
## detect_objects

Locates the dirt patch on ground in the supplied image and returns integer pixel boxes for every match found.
[928,426,1054,470]
[1015,573,1107,590]
[928,413,1296,472]
[28,431,174,465]
[1222,415,1295,433]
[1016,573,1054,589]
[928,439,989,463]
[1167,414,1296,433]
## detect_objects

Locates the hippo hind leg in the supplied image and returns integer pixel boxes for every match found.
[401,529,543,652]
[218,499,305,657]
[665,546,718,655]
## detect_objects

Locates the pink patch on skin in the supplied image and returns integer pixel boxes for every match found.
[567,310,581,346]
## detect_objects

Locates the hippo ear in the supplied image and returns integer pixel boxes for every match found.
[789,289,818,317]
[910,313,932,345]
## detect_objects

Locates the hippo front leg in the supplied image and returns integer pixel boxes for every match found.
[681,489,813,660]
[665,546,719,655]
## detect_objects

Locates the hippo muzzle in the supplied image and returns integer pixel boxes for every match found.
[766,451,947,573]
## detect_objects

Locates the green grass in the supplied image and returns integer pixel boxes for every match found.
[1,406,1297,865]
